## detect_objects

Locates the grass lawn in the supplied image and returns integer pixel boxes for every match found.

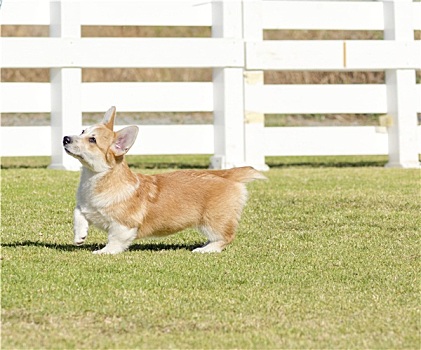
[1,156,420,349]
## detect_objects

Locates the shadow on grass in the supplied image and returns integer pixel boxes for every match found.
[2,240,201,253]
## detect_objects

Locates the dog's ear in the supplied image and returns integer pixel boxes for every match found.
[103,106,116,131]
[110,126,139,157]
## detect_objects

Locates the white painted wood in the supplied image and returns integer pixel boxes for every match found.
[383,0,420,168]
[211,0,243,39]
[1,127,52,157]
[0,0,211,26]
[414,2,421,30]
[0,125,214,157]
[1,83,51,113]
[1,0,420,167]
[80,1,211,26]
[246,85,388,114]
[131,125,213,155]
[5,38,418,70]
[0,82,212,113]
[49,1,82,170]
[262,1,384,30]
[246,41,344,70]
[6,82,419,116]
[1,38,61,68]
[243,0,263,40]
[385,69,419,168]
[345,41,421,70]
[246,40,421,71]
[4,125,421,158]
[2,0,418,30]
[210,0,246,169]
[211,67,248,168]
[264,126,393,156]
[77,38,244,68]
[0,0,50,25]
[417,84,421,113]
[243,0,268,171]
[81,82,213,112]
[1,38,243,68]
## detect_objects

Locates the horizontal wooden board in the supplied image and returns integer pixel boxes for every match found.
[3,83,420,114]
[246,40,421,70]
[262,1,384,30]
[3,125,421,157]
[1,82,213,113]
[2,0,420,30]
[246,41,345,70]
[263,126,421,156]
[131,125,214,155]
[245,84,388,114]
[81,1,212,26]
[0,127,52,156]
[0,0,50,25]
[345,41,421,70]
[0,0,211,26]
[81,82,213,112]
[0,125,214,156]
[1,38,244,68]
[1,83,50,113]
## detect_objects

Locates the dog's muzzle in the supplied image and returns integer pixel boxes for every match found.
[63,136,72,146]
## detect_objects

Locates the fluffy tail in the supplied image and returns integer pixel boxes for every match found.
[208,166,267,183]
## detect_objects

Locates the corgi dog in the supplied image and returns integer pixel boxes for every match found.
[63,106,266,254]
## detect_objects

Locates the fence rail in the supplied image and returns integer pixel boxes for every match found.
[1,0,420,170]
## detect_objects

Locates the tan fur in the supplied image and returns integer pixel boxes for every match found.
[63,106,266,254]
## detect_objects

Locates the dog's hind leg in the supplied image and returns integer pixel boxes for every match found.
[193,220,237,253]
[193,184,246,253]
[192,239,227,253]
[93,223,137,255]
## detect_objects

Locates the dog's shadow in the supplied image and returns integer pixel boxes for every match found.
[2,240,202,253]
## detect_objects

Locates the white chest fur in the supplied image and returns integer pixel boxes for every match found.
[76,168,112,229]
[76,167,140,230]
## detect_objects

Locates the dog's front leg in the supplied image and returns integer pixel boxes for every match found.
[74,206,89,246]
[93,222,137,255]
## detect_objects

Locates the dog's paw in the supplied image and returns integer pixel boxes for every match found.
[74,236,87,246]
[92,249,109,255]
[192,242,224,253]
[92,246,124,255]
[92,248,116,255]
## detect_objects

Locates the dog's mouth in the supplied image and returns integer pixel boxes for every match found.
[64,147,83,160]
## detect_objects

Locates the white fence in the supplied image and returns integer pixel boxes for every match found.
[1,0,420,170]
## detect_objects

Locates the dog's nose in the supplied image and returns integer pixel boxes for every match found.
[63,136,72,146]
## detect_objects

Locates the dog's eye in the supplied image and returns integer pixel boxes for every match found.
[89,137,96,144]
[81,130,85,135]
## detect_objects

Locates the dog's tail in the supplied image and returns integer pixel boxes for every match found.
[209,166,267,183]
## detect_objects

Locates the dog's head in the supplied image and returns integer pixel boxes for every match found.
[63,106,138,172]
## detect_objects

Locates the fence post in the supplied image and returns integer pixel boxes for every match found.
[48,0,82,170]
[210,0,246,169]
[383,0,420,168]
[243,0,269,171]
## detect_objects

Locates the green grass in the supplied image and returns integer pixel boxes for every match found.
[1,154,394,170]
[1,157,420,349]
